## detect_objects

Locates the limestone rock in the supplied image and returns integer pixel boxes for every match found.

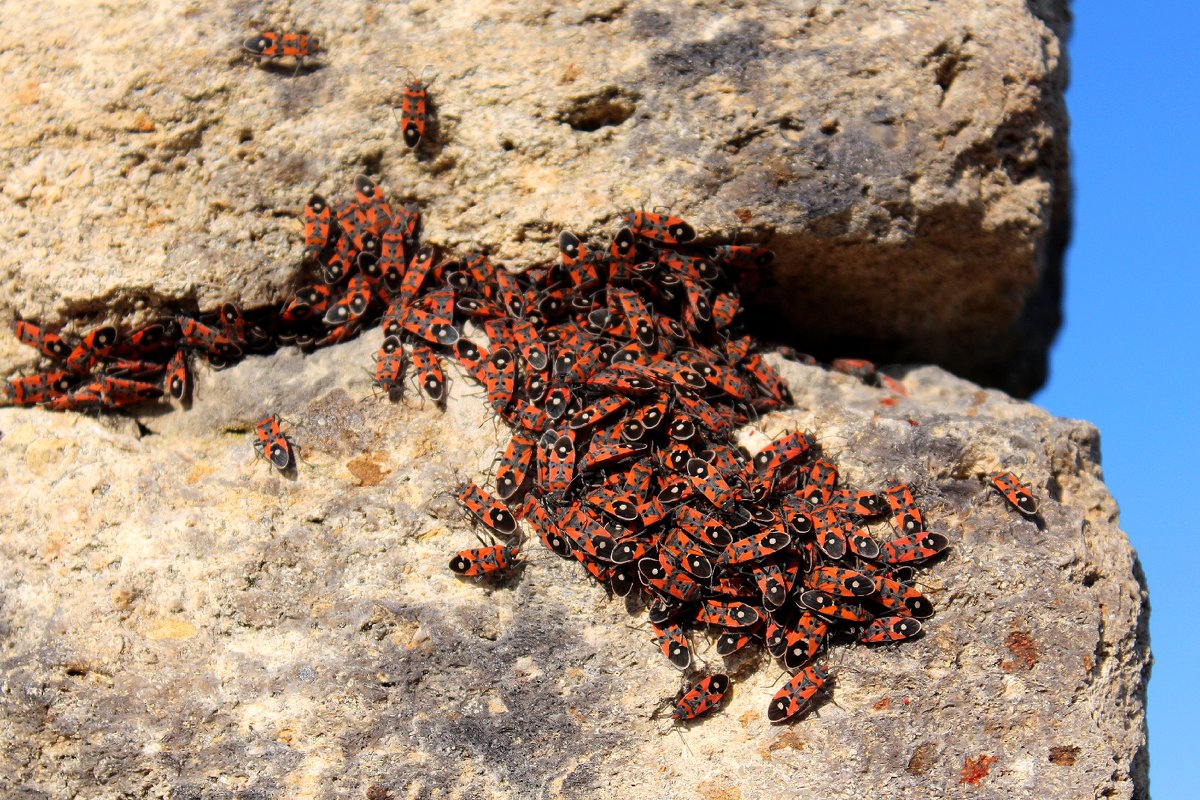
[0,0,1068,395]
[0,349,1148,799]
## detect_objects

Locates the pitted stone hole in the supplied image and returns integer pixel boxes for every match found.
[924,34,972,100]
[557,87,638,132]
[819,117,841,136]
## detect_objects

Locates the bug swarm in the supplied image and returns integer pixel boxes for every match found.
[0,171,1026,722]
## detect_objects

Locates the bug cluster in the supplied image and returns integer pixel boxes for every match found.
[3,171,973,724]
[6,316,189,411]
[5,296,306,413]
[1,176,419,413]
[411,202,954,723]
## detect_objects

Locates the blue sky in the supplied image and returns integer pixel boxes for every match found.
[1033,4,1200,795]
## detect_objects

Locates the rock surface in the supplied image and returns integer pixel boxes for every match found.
[0,350,1148,799]
[0,0,1069,396]
[1,2,1136,798]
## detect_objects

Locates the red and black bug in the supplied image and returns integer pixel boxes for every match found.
[651,621,692,670]
[65,325,119,373]
[98,375,163,406]
[877,531,949,565]
[177,316,240,360]
[829,488,887,517]
[243,31,321,64]
[990,470,1039,517]
[522,496,574,558]
[3,370,74,406]
[752,560,791,610]
[324,274,373,327]
[302,194,335,260]
[860,615,923,644]
[623,210,696,245]
[872,576,935,618]
[883,481,926,535]
[484,347,517,415]
[217,303,249,348]
[831,358,877,383]
[685,457,737,507]
[559,506,617,562]
[716,527,791,567]
[695,600,761,629]
[799,590,870,623]
[411,342,446,403]
[767,663,831,723]
[39,381,105,412]
[253,414,295,471]
[282,284,333,323]
[397,71,435,148]
[781,612,828,671]
[804,566,875,598]
[456,481,518,537]
[166,349,191,401]
[570,395,631,432]
[539,430,577,496]
[672,674,729,722]
[496,431,537,501]
[639,555,702,603]
[449,542,520,577]
[373,352,405,397]
[13,317,70,361]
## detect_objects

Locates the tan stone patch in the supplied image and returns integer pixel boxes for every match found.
[696,780,741,800]
[1049,745,1079,766]
[146,618,196,640]
[346,452,390,486]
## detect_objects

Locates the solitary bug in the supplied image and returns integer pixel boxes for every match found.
[672,674,729,722]
[395,69,436,148]
[990,470,1039,517]
[243,31,321,70]
[449,542,520,578]
[252,414,296,471]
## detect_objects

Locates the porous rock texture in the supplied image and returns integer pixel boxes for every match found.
[0,0,1069,396]
[0,352,1148,799]
[1,1,1147,798]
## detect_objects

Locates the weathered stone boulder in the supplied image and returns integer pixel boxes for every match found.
[0,349,1148,799]
[2,2,1144,799]
[0,0,1068,395]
